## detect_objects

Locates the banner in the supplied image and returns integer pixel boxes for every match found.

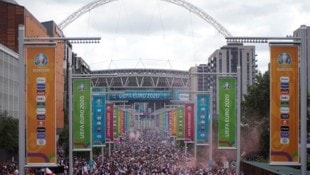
[108,90,171,101]
[176,107,185,139]
[171,110,177,137]
[26,46,57,165]
[106,103,114,142]
[218,77,236,148]
[113,107,119,139]
[125,111,129,131]
[164,112,168,132]
[168,111,174,136]
[160,113,164,129]
[73,79,91,150]
[196,94,210,145]
[92,95,106,147]
[270,45,299,164]
[185,103,194,142]
[119,109,124,136]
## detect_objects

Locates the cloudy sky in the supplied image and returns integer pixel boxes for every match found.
[16,0,310,73]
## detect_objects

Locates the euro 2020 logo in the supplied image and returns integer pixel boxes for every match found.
[34,53,48,66]
[278,52,291,65]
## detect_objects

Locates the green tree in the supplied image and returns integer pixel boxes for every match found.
[241,71,270,160]
[0,110,18,154]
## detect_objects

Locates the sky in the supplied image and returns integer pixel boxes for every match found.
[15,0,310,73]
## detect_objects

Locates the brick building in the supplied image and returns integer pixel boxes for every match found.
[0,0,66,130]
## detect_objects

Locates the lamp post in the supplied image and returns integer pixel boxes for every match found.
[192,70,238,173]
[226,36,306,175]
[18,25,100,175]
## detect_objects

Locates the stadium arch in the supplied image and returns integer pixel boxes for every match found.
[58,0,232,37]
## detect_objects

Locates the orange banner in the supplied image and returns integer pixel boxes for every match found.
[270,45,299,164]
[26,46,56,165]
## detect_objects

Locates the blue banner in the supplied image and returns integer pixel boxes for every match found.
[196,94,210,145]
[108,91,171,101]
[173,91,189,101]
[92,87,106,95]
[92,95,106,146]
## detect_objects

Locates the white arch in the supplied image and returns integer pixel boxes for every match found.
[58,0,232,37]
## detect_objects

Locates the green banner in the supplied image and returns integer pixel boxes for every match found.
[218,77,236,148]
[176,106,185,139]
[73,79,91,150]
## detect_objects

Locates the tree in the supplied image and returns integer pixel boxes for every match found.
[241,71,270,160]
[0,110,18,154]
[242,71,270,120]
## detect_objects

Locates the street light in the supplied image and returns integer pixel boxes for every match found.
[18,25,100,175]
[226,36,306,175]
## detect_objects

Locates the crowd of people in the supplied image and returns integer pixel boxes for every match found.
[0,161,18,175]
[71,129,236,175]
[0,129,237,175]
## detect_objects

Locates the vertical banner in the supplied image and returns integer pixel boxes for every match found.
[176,106,185,139]
[270,45,299,165]
[119,109,124,136]
[125,111,129,132]
[106,103,114,142]
[185,103,194,142]
[164,112,169,134]
[26,46,57,165]
[196,94,210,145]
[171,110,177,137]
[218,77,236,149]
[168,111,174,136]
[113,107,119,139]
[92,95,106,147]
[160,113,164,129]
[73,79,91,150]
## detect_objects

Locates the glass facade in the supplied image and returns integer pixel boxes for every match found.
[0,44,19,117]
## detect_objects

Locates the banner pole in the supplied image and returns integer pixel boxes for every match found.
[18,24,26,175]
[299,25,307,175]
[101,146,104,162]
[68,50,73,175]
[194,94,197,161]
[209,86,213,168]
[236,66,241,175]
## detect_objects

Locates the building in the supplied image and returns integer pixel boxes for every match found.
[0,43,19,117]
[0,0,67,130]
[209,43,257,96]
[293,25,310,94]
[189,43,257,116]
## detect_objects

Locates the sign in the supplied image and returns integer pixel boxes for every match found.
[108,91,171,101]
[168,111,176,137]
[106,103,114,142]
[185,103,194,142]
[113,107,119,139]
[270,45,299,164]
[218,77,236,148]
[92,95,106,147]
[196,94,210,145]
[26,46,57,165]
[176,107,185,139]
[73,79,91,150]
